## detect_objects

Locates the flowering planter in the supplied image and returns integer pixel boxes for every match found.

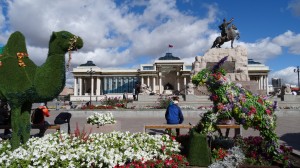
[84,121,121,133]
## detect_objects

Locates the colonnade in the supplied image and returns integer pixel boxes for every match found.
[73,74,189,96]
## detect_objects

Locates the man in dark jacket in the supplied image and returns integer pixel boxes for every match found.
[165,96,184,136]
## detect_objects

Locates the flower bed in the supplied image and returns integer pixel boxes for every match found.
[0,132,184,167]
[87,112,116,126]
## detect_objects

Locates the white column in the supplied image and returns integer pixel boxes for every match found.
[258,77,261,90]
[147,76,150,87]
[260,76,263,90]
[266,75,269,95]
[262,75,266,90]
[184,76,187,86]
[152,77,156,93]
[91,77,94,96]
[109,78,112,92]
[159,76,162,94]
[79,77,82,96]
[141,76,144,85]
[84,78,87,94]
[104,77,107,93]
[177,72,180,90]
[115,77,118,91]
[96,77,101,95]
[74,77,78,96]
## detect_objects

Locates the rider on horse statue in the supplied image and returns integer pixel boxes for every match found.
[218,18,234,40]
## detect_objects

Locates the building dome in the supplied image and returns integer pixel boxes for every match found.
[80,61,96,66]
[158,53,180,60]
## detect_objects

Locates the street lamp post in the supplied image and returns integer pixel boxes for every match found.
[294,66,300,90]
[87,68,95,106]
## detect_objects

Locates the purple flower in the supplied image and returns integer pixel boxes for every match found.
[272,101,278,110]
[212,56,228,73]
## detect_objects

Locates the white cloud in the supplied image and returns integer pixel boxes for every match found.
[240,38,282,63]
[272,30,300,54]
[1,0,220,68]
[288,0,300,17]
[1,0,300,88]
[269,67,298,85]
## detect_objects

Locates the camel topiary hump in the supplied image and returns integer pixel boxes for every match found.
[0,31,37,94]
[3,31,27,57]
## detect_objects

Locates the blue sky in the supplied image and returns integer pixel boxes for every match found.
[0,0,300,86]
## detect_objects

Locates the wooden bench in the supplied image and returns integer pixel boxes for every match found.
[144,124,193,136]
[0,124,60,131]
[144,124,241,137]
[216,124,241,137]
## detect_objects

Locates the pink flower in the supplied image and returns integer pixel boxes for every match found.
[266,109,272,115]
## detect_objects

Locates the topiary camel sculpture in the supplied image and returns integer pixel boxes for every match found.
[0,31,83,149]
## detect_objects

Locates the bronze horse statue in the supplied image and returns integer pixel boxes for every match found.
[211,24,240,48]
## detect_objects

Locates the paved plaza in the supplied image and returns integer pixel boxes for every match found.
[35,108,300,156]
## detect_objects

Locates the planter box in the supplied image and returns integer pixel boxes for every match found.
[84,121,121,134]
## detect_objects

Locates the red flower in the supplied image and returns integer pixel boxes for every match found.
[265,109,272,115]
[248,106,257,115]
[257,98,264,105]
[161,145,166,152]
[217,103,224,110]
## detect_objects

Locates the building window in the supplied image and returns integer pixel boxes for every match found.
[185,65,192,70]
[143,66,154,70]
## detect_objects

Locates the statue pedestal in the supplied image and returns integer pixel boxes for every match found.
[163,90,173,95]
[284,94,296,101]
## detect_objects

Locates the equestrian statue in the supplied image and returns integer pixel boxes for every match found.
[211,18,240,48]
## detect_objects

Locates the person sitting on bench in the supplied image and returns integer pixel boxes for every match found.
[0,101,11,135]
[31,106,50,137]
[165,96,184,136]
[54,112,72,134]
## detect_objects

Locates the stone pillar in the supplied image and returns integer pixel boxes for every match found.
[91,77,94,96]
[96,77,101,95]
[152,77,156,93]
[177,72,180,90]
[109,78,112,92]
[115,77,118,91]
[74,77,78,96]
[104,77,107,93]
[266,75,269,95]
[147,76,150,87]
[84,78,87,94]
[259,75,264,90]
[159,73,162,94]
[184,76,187,86]
[79,77,82,96]
[141,76,144,85]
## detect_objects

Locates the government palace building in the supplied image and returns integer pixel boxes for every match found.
[70,47,269,102]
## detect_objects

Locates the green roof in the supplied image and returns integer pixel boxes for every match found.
[158,53,180,60]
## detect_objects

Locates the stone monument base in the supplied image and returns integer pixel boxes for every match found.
[284,94,296,101]
[163,90,173,95]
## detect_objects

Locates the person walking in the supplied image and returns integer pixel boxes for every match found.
[165,96,184,136]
